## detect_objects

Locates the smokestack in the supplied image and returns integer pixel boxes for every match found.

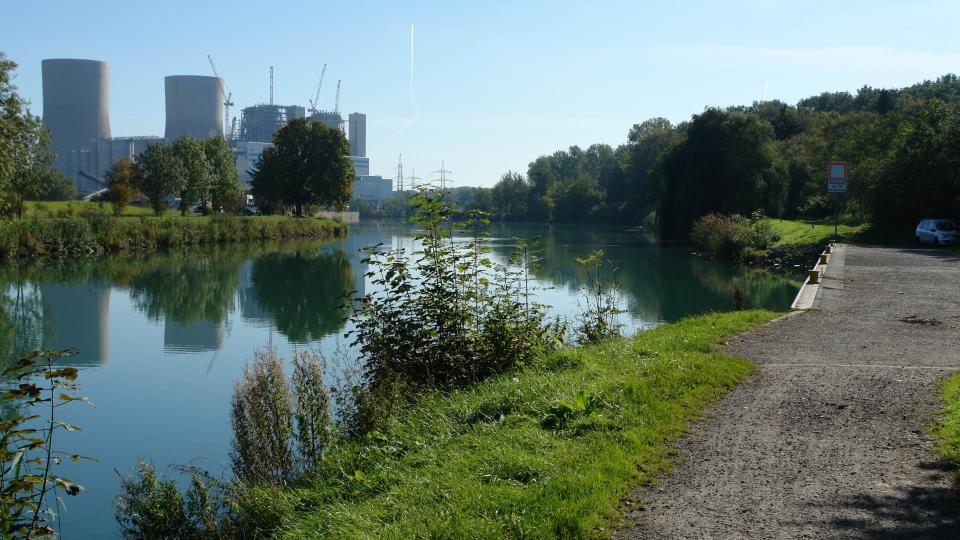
[41,59,111,172]
[164,75,224,140]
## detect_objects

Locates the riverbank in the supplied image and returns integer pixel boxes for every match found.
[0,215,347,260]
[618,244,960,538]
[242,310,778,538]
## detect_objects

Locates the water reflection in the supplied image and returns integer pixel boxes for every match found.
[41,283,110,365]
[250,250,353,343]
[0,223,802,371]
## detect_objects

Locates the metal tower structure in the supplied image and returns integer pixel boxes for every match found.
[432,161,453,190]
[395,155,404,191]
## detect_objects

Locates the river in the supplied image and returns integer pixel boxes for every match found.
[0,220,800,538]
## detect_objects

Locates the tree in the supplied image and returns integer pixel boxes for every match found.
[489,171,529,220]
[105,158,140,216]
[135,143,185,216]
[251,119,354,216]
[658,109,788,240]
[169,136,211,215]
[204,136,242,212]
[0,52,56,219]
[34,169,76,201]
[622,117,680,222]
[5,126,56,219]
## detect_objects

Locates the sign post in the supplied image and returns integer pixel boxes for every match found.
[827,161,848,242]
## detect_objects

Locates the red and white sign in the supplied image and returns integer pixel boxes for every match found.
[828,161,848,180]
[827,161,848,193]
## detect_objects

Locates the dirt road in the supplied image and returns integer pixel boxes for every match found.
[616,244,960,539]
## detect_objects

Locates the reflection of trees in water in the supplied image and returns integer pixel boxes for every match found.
[484,222,797,323]
[687,256,798,312]
[0,282,48,370]
[251,250,353,343]
[128,254,243,325]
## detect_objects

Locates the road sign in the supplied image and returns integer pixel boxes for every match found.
[828,161,848,180]
[827,179,848,193]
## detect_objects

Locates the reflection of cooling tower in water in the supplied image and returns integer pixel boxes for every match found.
[40,283,110,365]
[163,319,223,353]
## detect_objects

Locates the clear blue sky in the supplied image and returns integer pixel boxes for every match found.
[6,0,959,186]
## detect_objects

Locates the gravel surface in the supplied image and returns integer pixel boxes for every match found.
[616,244,960,539]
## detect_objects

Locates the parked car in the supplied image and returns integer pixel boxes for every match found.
[915,218,958,245]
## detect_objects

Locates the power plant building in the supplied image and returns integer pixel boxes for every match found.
[353,175,392,201]
[238,104,305,143]
[41,59,111,179]
[64,136,162,193]
[164,75,224,140]
[348,113,366,157]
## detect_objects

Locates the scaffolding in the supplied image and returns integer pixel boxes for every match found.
[238,104,306,143]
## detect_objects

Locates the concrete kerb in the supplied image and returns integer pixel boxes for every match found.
[790,244,835,310]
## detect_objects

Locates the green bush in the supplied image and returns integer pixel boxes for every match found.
[689,212,780,260]
[0,216,346,260]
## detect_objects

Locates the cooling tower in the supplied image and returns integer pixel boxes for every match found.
[164,75,224,140]
[41,59,111,171]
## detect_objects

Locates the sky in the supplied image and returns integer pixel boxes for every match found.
[5,0,960,186]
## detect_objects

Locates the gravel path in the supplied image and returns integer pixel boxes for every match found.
[616,244,960,539]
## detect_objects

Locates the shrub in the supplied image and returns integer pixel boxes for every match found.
[0,216,346,260]
[345,189,558,432]
[689,212,780,260]
[229,347,334,486]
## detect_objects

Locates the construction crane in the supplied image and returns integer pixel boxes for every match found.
[334,80,341,114]
[207,55,234,137]
[307,64,327,114]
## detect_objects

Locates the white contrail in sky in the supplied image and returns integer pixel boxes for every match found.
[394,23,421,137]
[762,79,770,101]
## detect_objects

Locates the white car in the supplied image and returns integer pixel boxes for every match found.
[915,218,958,245]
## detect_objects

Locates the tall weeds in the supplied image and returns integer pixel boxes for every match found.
[229,347,332,486]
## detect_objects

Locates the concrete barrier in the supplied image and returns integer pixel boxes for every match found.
[791,244,834,310]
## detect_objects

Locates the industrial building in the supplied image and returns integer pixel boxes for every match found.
[39,57,378,201]
[164,75,224,140]
[41,59,111,179]
[353,175,393,201]
[234,141,273,186]
[348,112,366,157]
[238,104,305,143]
[63,136,162,193]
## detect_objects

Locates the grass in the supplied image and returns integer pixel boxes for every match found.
[25,200,184,218]
[935,371,960,483]
[247,310,779,539]
[0,214,347,260]
[767,218,870,247]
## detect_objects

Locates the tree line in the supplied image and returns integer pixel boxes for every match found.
[471,74,960,240]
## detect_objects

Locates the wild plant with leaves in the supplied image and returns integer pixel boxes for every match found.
[575,249,625,343]
[229,347,332,486]
[1,349,93,539]
[345,188,559,431]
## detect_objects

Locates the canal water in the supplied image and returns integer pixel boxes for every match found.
[0,221,799,538]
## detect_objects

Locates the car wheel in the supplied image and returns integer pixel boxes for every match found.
[916,235,922,244]
[933,237,940,246]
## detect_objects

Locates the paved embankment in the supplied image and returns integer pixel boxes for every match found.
[617,244,960,539]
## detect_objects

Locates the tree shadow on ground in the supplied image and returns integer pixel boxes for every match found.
[796,464,960,539]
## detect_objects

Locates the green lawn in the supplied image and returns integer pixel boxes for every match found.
[768,218,870,247]
[251,310,780,539]
[935,371,960,483]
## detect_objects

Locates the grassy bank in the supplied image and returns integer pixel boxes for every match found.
[935,371,960,482]
[0,215,346,260]
[246,310,777,538]
[768,218,870,247]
